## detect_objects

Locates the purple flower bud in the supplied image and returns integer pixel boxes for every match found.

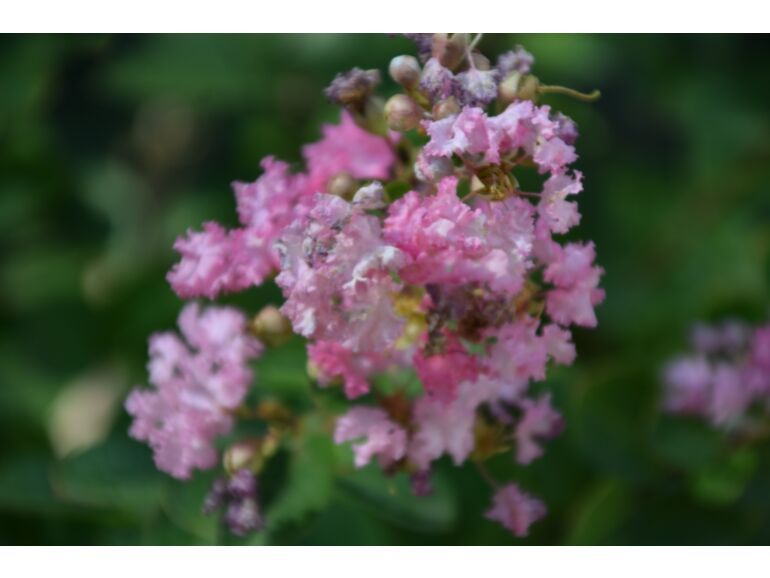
[225,498,264,537]
[420,58,454,102]
[227,469,258,498]
[324,68,381,109]
[202,477,228,515]
[403,33,433,62]
[410,470,433,497]
[456,68,499,107]
[497,45,534,76]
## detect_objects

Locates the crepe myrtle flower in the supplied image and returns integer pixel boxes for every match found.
[128,33,604,540]
[663,318,770,431]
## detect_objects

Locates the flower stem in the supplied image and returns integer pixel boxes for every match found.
[539,84,601,102]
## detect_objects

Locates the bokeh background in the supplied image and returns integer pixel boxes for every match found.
[1,34,769,545]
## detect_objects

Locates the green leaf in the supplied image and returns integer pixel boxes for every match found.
[566,478,630,545]
[690,448,758,506]
[261,418,335,536]
[339,466,458,534]
[652,418,723,471]
[0,456,62,515]
[51,436,163,519]
[161,474,219,543]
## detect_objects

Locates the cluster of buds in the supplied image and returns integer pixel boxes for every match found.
[126,34,604,539]
[203,469,263,536]
[663,319,770,433]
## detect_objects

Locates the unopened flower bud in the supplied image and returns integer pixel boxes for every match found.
[227,469,258,498]
[251,305,292,347]
[224,439,262,474]
[432,96,460,120]
[327,171,357,199]
[389,55,421,89]
[496,45,534,76]
[498,72,540,105]
[384,94,422,132]
[432,33,468,70]
[456,68,499,107]
[225,497,263,536]
[420,58,454,102]
[306,359,321,382]
[324,67,381,110]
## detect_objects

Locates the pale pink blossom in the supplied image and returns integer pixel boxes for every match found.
[538,172,583,234]
[126,303,262,479]
[384,177,534,295]
[413,331,480,403]
[303,111,396,191]
[308,340,383,399]
[167,223,261,300]
[334,407,408,468]
[515,395,564,465]
[544,242,605,328]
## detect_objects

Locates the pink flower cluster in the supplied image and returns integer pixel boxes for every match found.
[126,303,262,479]
[663,319,770,428]
[128,34,604,540]
[167,112,395,299]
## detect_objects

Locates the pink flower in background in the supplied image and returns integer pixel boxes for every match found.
[486,484,546,537]
[663,318,770,429]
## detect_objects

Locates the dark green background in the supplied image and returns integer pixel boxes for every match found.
[1,34,769,545]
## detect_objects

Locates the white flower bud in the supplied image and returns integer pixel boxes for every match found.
[389,55,421,89]
[384,94,422,132]
[251,305,292,347]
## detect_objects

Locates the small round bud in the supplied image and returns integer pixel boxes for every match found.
[224,439,262,475]
[251,305,292,347]
[306,359,321,382]
[498,72,540,105]
[389,55,421,89]
[517,75,540,101]
[327,171,357,199]
[384,94,422,132]
[432,96,460,120]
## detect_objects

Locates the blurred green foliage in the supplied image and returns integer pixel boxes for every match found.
[1,34,769,545]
